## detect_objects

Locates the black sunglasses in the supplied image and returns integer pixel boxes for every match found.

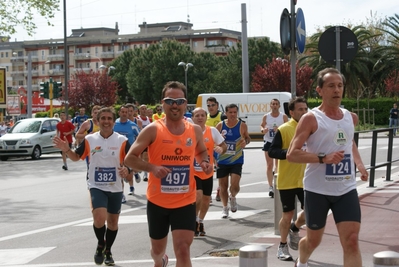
[207,104,217,107]
[163,98,186,105]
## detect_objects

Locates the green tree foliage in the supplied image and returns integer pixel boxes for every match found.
[125,40,195,104]
[69,70,119,108]
[0,0,59,36]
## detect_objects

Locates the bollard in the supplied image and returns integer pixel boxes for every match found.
[373,251,399,267]
[273,174,281,235]
[239,245,267,267]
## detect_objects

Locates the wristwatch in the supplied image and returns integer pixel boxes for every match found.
[318,153,326,164]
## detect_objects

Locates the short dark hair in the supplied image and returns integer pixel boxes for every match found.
[288,97,308,111]
[225,103,239,112]
[97,107,116,122]
[317,68,346,88]
[162,81,187,99]
[207,97,219,105]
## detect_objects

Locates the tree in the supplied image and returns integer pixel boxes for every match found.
[384,70,399,98]
[68,70,119,109]
[0,0,59,37]
[251,58,313,96]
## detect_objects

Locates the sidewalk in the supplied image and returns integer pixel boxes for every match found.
[189,173,399,267]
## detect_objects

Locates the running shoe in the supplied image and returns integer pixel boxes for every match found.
[276,243,293,261]
[121,194,126,204]
[221,206,229,219]
[62,165,68,170]
[230,195,237,212]
[143,173,148,182]
[155,254,168,267]
[199,222,206,236]
[289,229,300,250]
[104,250,115,266]
[128,188,134,195]
[215,187,221,201]
[94,245,105,265]
[134,173,141,183]
[269,186,274,198]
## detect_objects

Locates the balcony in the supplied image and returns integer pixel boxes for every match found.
[47,54,65,61]
[203,46,230,53]
[100,51,115,58]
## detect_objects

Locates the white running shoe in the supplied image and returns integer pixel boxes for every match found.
[221,206,229,219]
[289,230,300,250]
[276,243,293,261]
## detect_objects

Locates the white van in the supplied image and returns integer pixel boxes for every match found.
[196,92,292,136]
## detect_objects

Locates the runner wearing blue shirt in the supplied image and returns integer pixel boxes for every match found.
[114,105,141,199]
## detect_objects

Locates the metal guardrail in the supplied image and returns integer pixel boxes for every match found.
[354,127,399,187]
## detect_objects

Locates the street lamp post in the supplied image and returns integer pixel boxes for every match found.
[178,62,193,97]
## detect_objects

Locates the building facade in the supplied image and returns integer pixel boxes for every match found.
[0,21,241,120]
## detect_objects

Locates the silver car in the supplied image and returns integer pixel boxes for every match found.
[0,118,61,161]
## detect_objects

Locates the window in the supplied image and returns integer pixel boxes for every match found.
[5,52,8,57]
[193,42,198,47]
[207,40,218,46]
[1,52,3,58]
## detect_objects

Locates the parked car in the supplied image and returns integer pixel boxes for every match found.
[0,117,61,161]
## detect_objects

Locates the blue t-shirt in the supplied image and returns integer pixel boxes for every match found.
[73,115,89,129]
[113,119,140,144]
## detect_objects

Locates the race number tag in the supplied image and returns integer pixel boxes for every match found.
[269,129,276,138]
[325,154,352,182]
[94,167,116,182]
[161,165,190,193]
[225,140,236,155]
[193,155,210,172]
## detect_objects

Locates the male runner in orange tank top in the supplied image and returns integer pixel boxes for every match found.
[124,81,212,267]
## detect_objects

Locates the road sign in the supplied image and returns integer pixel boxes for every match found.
[318,26,358,64]
[295,8,306,54]
[279,8,291,55]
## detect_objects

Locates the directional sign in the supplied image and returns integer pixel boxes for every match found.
[295,8,306,54]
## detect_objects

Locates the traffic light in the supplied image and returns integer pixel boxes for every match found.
[53,81,62,98]
[39,82,49,99]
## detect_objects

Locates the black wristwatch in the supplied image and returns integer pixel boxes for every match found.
[318,153,326,164]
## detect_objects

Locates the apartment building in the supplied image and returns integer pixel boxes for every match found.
[0,21,242,119]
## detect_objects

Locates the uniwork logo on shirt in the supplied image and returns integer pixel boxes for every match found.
[160,147,191,161]
[334,129,347,145]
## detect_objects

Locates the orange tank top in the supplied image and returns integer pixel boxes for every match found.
[194,126,214,180]
[147,119,197,208]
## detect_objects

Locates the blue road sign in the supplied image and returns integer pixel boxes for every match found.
[295,8,306,54]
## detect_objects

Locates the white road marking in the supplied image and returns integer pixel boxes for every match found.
[0,247,55,266]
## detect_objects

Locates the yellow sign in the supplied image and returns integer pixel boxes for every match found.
[0,68,5,104]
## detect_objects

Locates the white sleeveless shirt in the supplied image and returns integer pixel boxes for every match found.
[304,107,356,195]
[263,112,285,143]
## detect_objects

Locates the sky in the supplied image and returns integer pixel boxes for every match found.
[11,0,399,44]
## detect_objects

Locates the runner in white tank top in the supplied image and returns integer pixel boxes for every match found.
[260,99,288,198]
[286,68,368,267]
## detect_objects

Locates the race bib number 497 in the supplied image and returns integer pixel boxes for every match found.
[161,165,190,193]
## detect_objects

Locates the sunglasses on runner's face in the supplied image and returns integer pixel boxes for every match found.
[163,98,186,105]
[207,104,217,107]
